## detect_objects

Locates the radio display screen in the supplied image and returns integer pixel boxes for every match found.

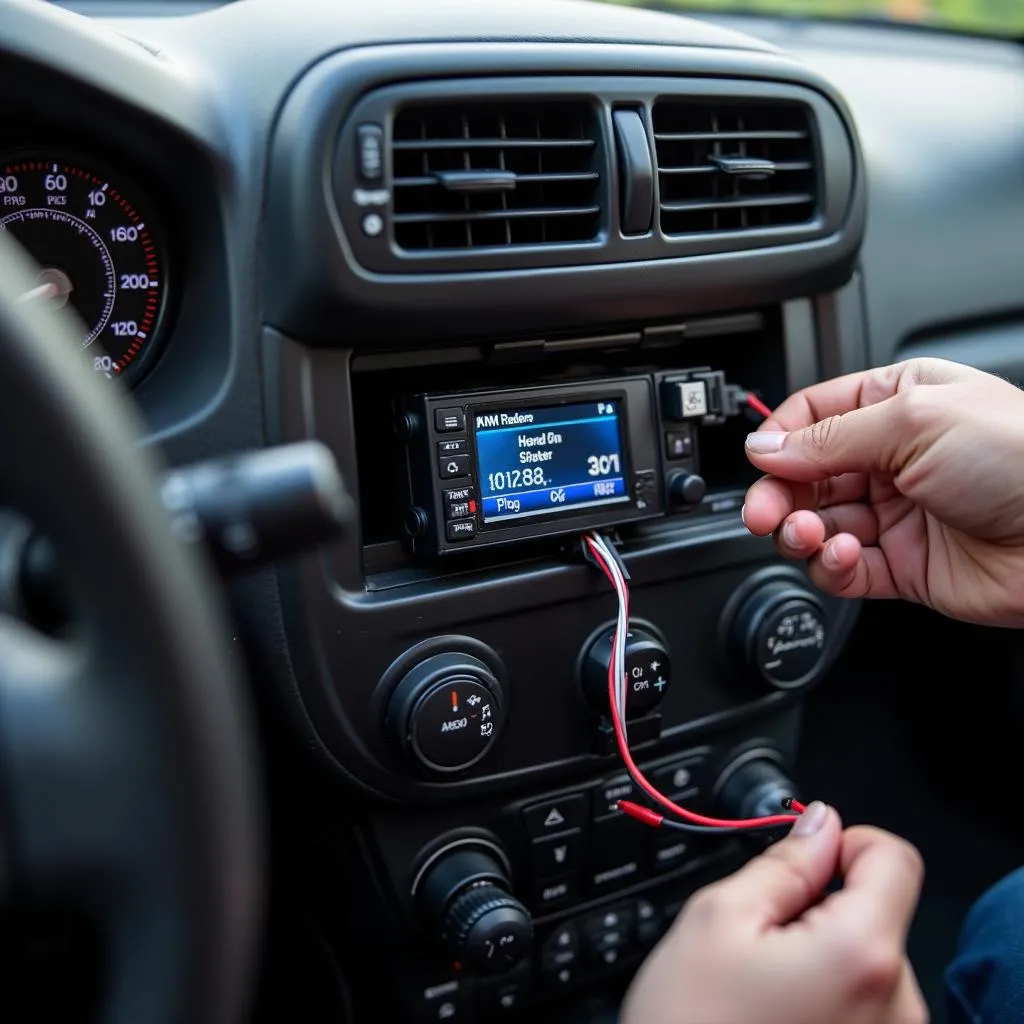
[473,400,630,524]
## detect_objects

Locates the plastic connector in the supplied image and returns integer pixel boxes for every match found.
[723,384,745,418]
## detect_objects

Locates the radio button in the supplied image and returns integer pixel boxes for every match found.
[444,485,473,503]
[665,430,693,460]
[438,438,468,457]
[447,500,475,520]
[439,455,471,479]
[446,519,476,542]
[434,408,466,433]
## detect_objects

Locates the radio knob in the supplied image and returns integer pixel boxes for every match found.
[385,652,503,772]
[667,470,706,507]
[727,581,829,691]
[417,844,532,975]
[582,626,671,717]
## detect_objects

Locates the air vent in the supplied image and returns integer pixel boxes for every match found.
[653,100,817,236]
[390,101,602,252]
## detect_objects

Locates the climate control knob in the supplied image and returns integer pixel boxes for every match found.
[728,580,828,690]
[417,844,533,975]
[582,626,671,717]
[385,652,503,772]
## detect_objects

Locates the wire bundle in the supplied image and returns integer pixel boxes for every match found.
[583,531,806,836]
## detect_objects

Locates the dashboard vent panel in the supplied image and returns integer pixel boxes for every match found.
[653,100,817,236]
[391,101,601,251]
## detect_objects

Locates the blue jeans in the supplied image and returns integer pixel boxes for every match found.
[946,867,1024,1023]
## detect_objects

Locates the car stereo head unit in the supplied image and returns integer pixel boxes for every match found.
[402,377,664,555]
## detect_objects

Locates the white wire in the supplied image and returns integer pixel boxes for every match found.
[588,532,629,726]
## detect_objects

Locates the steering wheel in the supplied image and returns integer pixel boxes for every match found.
[0,235,262,1021]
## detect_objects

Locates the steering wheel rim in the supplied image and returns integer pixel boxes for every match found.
[0,234,262,1022]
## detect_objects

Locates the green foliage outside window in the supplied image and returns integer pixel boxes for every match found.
[596,0,1024,37]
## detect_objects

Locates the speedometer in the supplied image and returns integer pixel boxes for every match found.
[0,152,169,386]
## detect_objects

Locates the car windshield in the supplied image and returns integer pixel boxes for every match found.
[595,0,1024,38]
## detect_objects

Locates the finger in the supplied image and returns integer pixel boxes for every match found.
[816,502,880,548]
[889,961,929,1024]
[746,395,923,483]
[807,535,900,601]
[824,825,925,942]
[775,510,826,559]
[759,365,905,433]
[743,473,868,537]
[758,357,973,433]
[693,802,842,931]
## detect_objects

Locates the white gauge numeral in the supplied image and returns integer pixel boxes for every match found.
[119,274,152,290]
[109,226,138,242]
[0,176,17,192]
[110,321,138,337]
[45,173,67,192]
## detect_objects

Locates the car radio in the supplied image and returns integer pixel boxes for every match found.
[400,370,738,556]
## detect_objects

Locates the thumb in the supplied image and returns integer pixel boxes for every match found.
[711,802,842,929]
[745,396,911,483]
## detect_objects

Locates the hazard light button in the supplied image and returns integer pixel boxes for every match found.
[522,794,587,838]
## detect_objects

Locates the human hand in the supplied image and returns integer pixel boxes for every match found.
[621,803,926,1024]
[742,358,1024,626]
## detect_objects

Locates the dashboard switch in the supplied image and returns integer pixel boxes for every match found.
[530,829,583,881]
[522,795,586,837]
[446,519,476,542]
[439,454,470,479]
[435,408,466,432]
[356,123,384,182]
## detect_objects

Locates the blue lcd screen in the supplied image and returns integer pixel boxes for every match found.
[473,400,630,524]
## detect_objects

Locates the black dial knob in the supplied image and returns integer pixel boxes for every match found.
[386,652,503,772]
[728,581,828,690]
[714,755,798,848]
[418,845,533,975]
[716,756,798,821]
[582,626,672,717]
[667,470,706,507]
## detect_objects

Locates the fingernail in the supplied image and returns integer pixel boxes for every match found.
[745,432,786,455]
[781,521,799,549]
[822,543,841,570]
[792,801,829,837]
[740,504,748,528]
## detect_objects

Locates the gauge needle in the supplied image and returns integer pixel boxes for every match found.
[451,690,459,714]
[15,281,59,304]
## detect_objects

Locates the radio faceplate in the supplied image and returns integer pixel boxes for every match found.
[403,377,663,555]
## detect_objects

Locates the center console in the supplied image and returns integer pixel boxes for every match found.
[257,35,868,1024]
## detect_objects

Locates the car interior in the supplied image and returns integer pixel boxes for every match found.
[0,0,1022,1021]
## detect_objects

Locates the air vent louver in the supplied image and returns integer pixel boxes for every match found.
[653,100,817,236]
[391,101,601,252]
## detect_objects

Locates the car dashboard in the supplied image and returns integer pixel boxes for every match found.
[2,0,1023,1019]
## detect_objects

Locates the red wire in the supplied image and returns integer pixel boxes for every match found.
[746,392,773,420]
[584,535,800,830]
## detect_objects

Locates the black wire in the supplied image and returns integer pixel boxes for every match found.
[657,815,793,837]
